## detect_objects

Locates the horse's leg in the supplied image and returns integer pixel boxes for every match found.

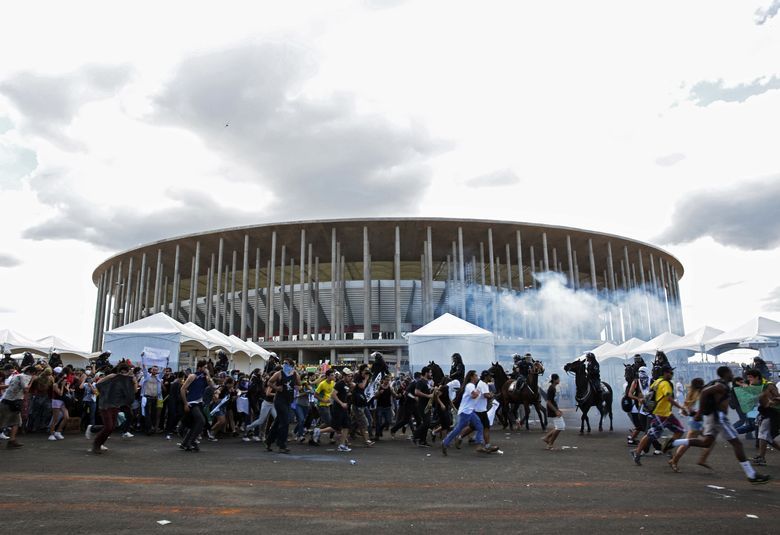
[579,408,585,434]
[523,401,531,431]
[584,406,591,433]
[609,401,614,432]
[598,405,604,432]
[535,402,547,431]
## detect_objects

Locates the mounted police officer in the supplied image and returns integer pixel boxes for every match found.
[585,352,602,400]
[512,353,533,390]
[652,350,670,381]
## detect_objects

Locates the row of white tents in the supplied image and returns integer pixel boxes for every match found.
[2,313,272,371]
[588,316,780,362]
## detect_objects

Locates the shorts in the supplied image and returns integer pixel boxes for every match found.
[757,416,774,442]
[687,416,702,433]
[0,401,22,427]
[51,399,65,410]
[318,405,332,426]
[647,414,684,440]
[552,416,565,431]
[351,407,368,432]
[476,411,490,429]
[330,408,350,431]
[702,412,738,441]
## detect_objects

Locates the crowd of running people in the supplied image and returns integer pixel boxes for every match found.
[0,348,776,485]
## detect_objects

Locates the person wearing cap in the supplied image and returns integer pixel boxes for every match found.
[631,364,687,465]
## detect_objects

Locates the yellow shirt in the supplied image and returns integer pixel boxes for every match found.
[315,380,334,406]
[651,378,673,417]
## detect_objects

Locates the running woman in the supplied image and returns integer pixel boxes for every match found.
[542,374,564,450]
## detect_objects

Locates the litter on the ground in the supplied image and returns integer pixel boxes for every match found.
[349,459,357,465]
[157,520,171,525]
[707,485,725,490]
[746,514,759,519]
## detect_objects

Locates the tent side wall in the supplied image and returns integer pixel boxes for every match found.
[407,333,495,374]
[104,332,181,369]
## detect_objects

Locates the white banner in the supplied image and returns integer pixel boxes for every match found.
[142,347,170,369]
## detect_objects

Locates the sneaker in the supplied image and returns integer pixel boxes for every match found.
[441,443,448,456]
[89,447,102,454]
[365,440,375,447]
[252,436,262,442]
[751,456,767,466]
[100,445,108,451]
[7,440,23,449]
[652,450,662,456]
[54,432,65,440]
[631,451,642,466]
[278,447,291,454]
[122,432,134,438]
[207,431,215,440]
[208,437,218,442]
[165,434,172,440]
[308,439,320,446]
[85,425,95,440]
[748,474,771,484]
[455,437,462,450]
[242,437,252,442]
[48,434,58,441]
[0,432,9,440]
[337,444,352,452]
[191,443,200,452]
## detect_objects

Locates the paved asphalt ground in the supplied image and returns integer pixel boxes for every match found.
[2,410,778,533]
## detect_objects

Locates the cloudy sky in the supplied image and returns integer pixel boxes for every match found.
[1,0,780,349]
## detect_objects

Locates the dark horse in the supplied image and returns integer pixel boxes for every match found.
[427,361,445,386]
[489,361,548,431]
[563,358,613,433]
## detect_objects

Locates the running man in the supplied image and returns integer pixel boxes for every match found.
[631,365,687,465]
[667,366,770,484]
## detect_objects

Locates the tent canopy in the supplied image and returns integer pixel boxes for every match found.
[407,313,495,373]
[707,316,780,348]
[659,325,724,353]
[36,335,90,358]
[632,332,683,355]
[585,342,618,360]
[109,313,211,348]
[598,337,647,359]
[0,329,49,355]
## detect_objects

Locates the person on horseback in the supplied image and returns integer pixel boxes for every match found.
[585,353,601,400]
[652,351,670,381]
[632,354,646,373]
[512,353,533,390]
[448,353,465,385]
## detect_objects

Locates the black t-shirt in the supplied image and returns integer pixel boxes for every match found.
[546,385,559,415]
[375,386,393,408]
[332,380,349,412]
[353,381,367,408]
[416,379,431,407]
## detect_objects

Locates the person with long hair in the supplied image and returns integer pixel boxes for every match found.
[48,369,71,441]
[542,374,564,450]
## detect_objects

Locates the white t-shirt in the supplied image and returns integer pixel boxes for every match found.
[458,383,479,415]
[447,380,461,402]
[474,380,490,412]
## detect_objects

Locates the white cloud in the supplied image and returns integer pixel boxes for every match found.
[465,168,520,188]
[755,1,780,24]
[0,253,22,268]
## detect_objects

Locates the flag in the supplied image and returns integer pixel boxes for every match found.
[733,385,763,414]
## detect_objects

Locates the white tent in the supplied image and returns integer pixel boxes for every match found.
[658,325,724,353]
[0,329,49,355]
[585,341,618,359]
[598,337,646,359]
[631,332,683,355]
[407,313,495,373]
[183,322,223,350]
[104,313,212,369]
[706,316,780,360]
[241,340,271,372]
[207,329,245,355]
[36,335,91,368]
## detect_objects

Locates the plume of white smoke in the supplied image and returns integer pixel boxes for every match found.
[755,0,780,24]
[492,272,673,343]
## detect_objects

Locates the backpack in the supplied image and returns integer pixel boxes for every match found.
[643,379,670,413]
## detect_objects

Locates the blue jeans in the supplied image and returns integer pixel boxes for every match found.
[293,404,308,437]
[375,407,393,437]
[443,412,484,447]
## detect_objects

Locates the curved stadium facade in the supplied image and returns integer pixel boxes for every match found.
[91,218,684,366]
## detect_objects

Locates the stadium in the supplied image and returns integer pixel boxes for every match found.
[91,218,684,366]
